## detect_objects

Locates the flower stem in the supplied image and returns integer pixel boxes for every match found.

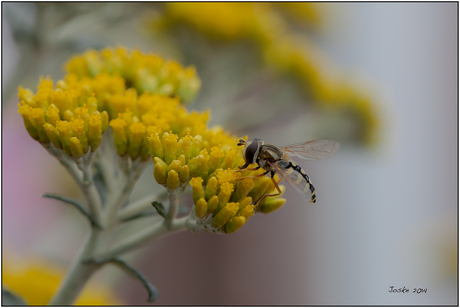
[166,189,180,227]
[48,228,104,305]
[95,216,190,260]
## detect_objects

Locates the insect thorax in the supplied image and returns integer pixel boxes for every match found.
[259,144,284,160]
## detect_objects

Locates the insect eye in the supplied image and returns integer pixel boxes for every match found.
[245,142,259,164]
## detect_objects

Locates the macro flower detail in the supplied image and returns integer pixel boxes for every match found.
[187,167,286,234]
[65,47,201,103]
[18,77,110,159]
[16,46,288,305]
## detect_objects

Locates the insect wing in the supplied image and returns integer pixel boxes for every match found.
[270,160,313,202]
[279,139,340,160]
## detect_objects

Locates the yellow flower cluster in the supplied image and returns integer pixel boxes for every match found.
[189,166,286,234]
[156,3,319,42]
[149,130,287,233]
[66,47,201,103]
[155,3,380,145]
[106,90,236,161]
[263,36,379,144]
[18,47,203,160]
[17,77,109,158]
[18,47,288,235]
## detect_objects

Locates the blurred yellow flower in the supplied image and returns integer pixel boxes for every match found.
[154,3,380,145]
[2,252,121,305]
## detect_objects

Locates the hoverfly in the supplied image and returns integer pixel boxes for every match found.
[236,138,340,205]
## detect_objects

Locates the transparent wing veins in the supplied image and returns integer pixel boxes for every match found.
[270,160,312,202]
[279,139,340,160]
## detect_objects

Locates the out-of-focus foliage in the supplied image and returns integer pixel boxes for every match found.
[152,2,380,145]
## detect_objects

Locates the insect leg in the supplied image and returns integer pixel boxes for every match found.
[237,170,269,181]
[255,171,283,206]
[235,165,261,172]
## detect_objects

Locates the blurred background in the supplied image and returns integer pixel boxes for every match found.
[2,2,457,305]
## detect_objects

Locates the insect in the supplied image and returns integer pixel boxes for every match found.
[236,138,340,205]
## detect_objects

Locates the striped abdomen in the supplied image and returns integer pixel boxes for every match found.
[281,161,317,203]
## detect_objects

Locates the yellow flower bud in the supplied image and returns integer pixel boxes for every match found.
[18,104,39,141]
[69,137,84,159]
[89,113,103,152]
[168,159,182,173]
[216,169,236,185]
[209,147,224,173]
[30,108,49,144]
[128,122,146,159]
[248,177,273,204]
[220,148,239,170]
[166,169,180,190]
[212,202,239,229]
[258,198,286,214]
[162,132,178,165]
[43,123,62,149]
[56,120,73,157]
[177,135,192,162]
[188,151,209,180]
[207,195,219,214]
[216,181,233,214]
[74,105,90,133]
[63,110,75,122]
[236,196,251,210]
[100,111,109,133]
[238,204,255,220]
[149,133,164,160]
[178,165,190,183]
[71,118,89,153]
[46,104,61,126]
[190,135,202,158]
[86,96,98,114]
[176,154,186,166]
[195,197,208,219]
[223,216,246,234]
[18,86,34,105]
[153,159,168,185]
[190,177,204,203]
[204,176,218,201]
[109,117,128,156]
[232,179,255,202]
[139,137,151,161]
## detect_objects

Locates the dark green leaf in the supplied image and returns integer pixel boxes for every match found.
[42,193,101,229]
[151,201,167,219]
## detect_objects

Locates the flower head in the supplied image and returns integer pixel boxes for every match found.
[66,47,201,103]
[18,48,201,159]
[18,46,287,237]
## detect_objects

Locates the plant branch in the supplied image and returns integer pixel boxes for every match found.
[89,257,159,302]
[42,193,101,229]
[117,191,168,221]
[93,215,190,260]
[48,229,104,305]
